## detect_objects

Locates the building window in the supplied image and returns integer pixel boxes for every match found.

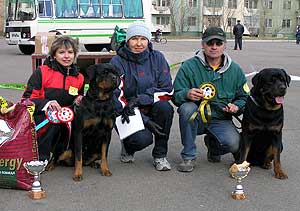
[283,1,291,9]
[228,0,237,9]
[188,16,196,26]
[228,18,237,27]
[156,0,170,6]
[188,0,197,7]
[204,0,223,8]
[206,16,221,26]
[245,0,258,9]
[265,19,272,28]
[282,19,291,28]
[245,16,259,27]
[162,0,170,6]
[264,0,272,9]
[156,16,170,25]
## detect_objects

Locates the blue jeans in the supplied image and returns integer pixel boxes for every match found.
[177,102,240,160]
[123,101,174,158]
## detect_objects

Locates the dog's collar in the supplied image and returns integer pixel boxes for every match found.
[250,95,282,111]
[249,95,261,108]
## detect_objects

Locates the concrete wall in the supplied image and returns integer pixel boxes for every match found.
[0,0,4,35]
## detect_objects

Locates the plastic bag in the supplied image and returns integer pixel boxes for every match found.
[0,98,38,190]
[110,25,126,51]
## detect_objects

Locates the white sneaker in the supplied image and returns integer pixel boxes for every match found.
[153,157,171,171]
[120,142,134,163]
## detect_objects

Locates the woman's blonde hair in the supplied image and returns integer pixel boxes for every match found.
[50,36,79,58]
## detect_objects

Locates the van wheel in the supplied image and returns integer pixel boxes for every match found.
[18,44,35,55]
[84,44,110,52]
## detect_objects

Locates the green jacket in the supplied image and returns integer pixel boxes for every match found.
[172,50,249,120]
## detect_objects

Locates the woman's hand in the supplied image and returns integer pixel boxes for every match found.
[187,88,203,101]
[47,100,62,112]
[74,95,83,106]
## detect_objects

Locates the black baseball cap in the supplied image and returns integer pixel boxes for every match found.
[202,27,226,42]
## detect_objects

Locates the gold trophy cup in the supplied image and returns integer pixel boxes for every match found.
[229,161,250,200]
[23,160,48,200]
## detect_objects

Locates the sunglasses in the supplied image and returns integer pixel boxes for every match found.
[206,40,224,46]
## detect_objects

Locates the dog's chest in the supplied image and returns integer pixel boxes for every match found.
[83,102,115,129]
[243,98,284,132]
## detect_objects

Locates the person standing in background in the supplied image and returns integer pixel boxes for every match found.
[296,25,300,45]
[233,20,244,50]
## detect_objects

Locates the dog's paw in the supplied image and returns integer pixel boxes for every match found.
[262,162,272,169]
[275,171,288,180]
[101,169,112,177]
[90,161,100,169]
[45,163,56,171]
[73,174,83,182]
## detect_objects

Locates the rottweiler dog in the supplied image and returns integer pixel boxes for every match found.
[72,63,120,181]
[238,68,291,179]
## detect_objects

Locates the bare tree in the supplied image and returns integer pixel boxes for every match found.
[220,4,236,32]
[169,0,193,34]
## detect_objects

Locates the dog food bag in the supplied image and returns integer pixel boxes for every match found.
[0,98,38,190]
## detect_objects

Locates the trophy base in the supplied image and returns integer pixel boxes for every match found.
[28,190,46,200]
[231,192,246,200]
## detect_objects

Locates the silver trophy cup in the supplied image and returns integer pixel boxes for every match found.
[23,160,48,199]
[230,166,250,200]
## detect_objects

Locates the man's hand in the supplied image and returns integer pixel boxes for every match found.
[187,88,203,101]
[145,120,166,138]
[223,103,239,113]
[121,98,139,124]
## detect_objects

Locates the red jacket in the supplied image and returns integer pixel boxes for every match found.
[23,57,84,115]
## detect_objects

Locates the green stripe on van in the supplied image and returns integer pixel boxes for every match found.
[38,19,143,24]
[71,34,112,38]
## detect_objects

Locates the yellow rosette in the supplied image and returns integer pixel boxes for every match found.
[189,83,216,123]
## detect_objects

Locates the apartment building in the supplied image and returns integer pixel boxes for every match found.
[1,1,300,37]
[151,0,300,37]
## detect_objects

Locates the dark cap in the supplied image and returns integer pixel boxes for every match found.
[202,27,226,42]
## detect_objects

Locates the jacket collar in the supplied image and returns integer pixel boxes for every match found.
[116,42,153,64]
[43,56,79,76]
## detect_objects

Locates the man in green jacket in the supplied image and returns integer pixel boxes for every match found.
[172,27,249,172]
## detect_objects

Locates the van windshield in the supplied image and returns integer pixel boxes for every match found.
[7,0,36,21]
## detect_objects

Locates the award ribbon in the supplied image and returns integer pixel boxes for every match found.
[189,83,216,123]
[36,107,74,131]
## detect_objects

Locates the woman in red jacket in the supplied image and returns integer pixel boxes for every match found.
[23,36,85,162]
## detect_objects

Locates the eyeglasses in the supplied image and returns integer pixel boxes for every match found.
[206,40,224,46]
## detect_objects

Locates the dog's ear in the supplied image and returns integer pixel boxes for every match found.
[281,69,291,87]
[103,63,120,76]
[251,71,263,94]
[86,64,97,81]
[110,64,121,76]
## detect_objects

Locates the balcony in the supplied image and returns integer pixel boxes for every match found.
[151,5,171,15]
[203,7,223,16]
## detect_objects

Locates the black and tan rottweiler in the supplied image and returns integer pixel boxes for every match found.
[238,68,291,179]
[72,63,120,181]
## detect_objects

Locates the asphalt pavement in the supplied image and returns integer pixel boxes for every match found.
[0,38,300,211]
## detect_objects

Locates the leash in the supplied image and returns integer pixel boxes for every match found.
[189,83,217,123]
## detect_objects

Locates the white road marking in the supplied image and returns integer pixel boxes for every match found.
[245,71,300,81]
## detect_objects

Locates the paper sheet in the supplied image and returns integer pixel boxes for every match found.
[115,108,145,140]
